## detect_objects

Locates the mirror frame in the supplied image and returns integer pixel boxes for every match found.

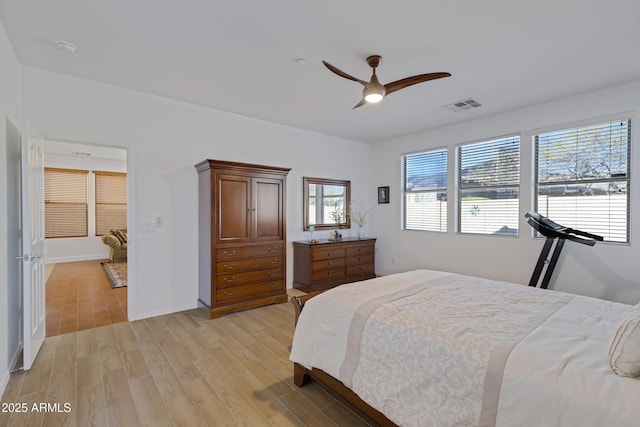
[303,177,351,231]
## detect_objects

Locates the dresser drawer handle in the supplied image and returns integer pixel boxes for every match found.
[267,247,278,253]
[223,263,236,270]
[327,271,333,276]
[223,250,237,256]
[223,289,235,296]
[267,283,277,288]
[267,271,277,277]
[223,276,236,283]
[267,259,277,264]
[327,261,332,266]
[327,252,331,256]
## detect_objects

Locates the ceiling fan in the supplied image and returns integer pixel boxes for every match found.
[322,55,451,109]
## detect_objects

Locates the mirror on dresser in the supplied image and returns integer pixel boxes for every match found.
[303,177,351,231]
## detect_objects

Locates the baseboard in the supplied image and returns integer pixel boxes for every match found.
[45,254,109,264]
[129,303,200,322]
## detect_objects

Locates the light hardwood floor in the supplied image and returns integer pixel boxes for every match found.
[0,296,373,427]
[46,261,128,337]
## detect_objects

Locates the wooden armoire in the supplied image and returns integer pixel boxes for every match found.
[195,159,290,319]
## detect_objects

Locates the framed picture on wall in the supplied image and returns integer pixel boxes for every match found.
[378,186,389,204]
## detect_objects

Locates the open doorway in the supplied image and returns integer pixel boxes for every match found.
[43,140,128,336]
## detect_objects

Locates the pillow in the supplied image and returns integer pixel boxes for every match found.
[112,229,128,244]
[609,303,640,377]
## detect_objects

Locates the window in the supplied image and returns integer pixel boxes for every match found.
[95,171,127,235]
[457,135,520,235]
[402,148,448,232]
[44,168,88,238]
[534,119,630,243]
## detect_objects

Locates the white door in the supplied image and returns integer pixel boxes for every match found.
[21,121,46,370]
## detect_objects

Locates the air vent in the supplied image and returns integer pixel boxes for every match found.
[72,151,92,157]
[444,98,483,112]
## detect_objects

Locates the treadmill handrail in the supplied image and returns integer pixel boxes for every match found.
[525,212,603,246]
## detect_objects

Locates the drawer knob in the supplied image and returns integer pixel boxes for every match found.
[223,250,236,256]
[223,289,235,296]
[327,271,332,276]
[223,276,236,283]
[327,252,331,256]
[327,261,332,266]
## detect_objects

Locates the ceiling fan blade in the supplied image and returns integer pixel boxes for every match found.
[322,61,366,85]
[352,99,367,109]
[384,72,451,96]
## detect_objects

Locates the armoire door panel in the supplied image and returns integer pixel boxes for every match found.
[254,179,282,240]
[217,175,250,242]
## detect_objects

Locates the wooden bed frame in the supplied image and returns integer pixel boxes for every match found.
[291,293,398,427]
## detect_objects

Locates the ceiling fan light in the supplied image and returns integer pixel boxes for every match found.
[364,93,384,103]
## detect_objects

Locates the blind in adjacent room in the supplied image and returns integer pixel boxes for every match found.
[457,135,520,235]
[402,148,448,232]
[44,168,89,238]
[95,171,127,236]
[534,118,630,243]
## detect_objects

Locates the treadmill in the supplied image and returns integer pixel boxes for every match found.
[525,212,603,289]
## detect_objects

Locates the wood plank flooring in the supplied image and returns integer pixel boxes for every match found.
[46,261,128,337]
[1,296,373,427]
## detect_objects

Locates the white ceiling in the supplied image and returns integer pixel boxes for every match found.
[2,0,640,143]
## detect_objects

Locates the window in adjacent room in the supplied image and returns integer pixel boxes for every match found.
[402,148,448,232]
[95,171,127,236]
[534,118,630,243]
[44,168,89,238]
[457,135,520,235]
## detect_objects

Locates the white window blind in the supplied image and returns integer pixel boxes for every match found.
[95,171,127,236]
[534,119,630,243]
[457,135,520,235]
[44,168,88,238]
[402,148,448,232]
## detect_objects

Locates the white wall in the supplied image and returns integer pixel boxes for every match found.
[370,80,640,304]
[21,65,372,321]
[0,18,23,400]
[43,141,127,263]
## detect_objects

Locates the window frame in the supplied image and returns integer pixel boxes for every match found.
[532,116,631,244]
[44,167,89,239]
[401,147,448,232]
[94,171,127,236]
[455,134,521,236]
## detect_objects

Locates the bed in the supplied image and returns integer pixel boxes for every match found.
[289,270,640,427]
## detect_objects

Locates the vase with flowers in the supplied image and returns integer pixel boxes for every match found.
[350,203,373,239]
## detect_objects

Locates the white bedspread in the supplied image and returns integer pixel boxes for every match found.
[289,270,640,427]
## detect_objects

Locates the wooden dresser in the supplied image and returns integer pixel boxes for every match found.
[293,237,376,292]
[195,159,290,318]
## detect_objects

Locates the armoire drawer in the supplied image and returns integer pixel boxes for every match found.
[215,256,281,274]
[216,268,282,287]
[216,244,283,260]
[216,280,283,302]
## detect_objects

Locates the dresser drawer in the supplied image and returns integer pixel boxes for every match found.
[216,280,283,302]
[346,253,374,266]
[312,257,346,272]
[346,263,374,276]
[216,256,281,274]
[311,247,346,261]
[216,268,282,287]
[216,244,283,260]
[346,245,374,257]
[311,268,345,282]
